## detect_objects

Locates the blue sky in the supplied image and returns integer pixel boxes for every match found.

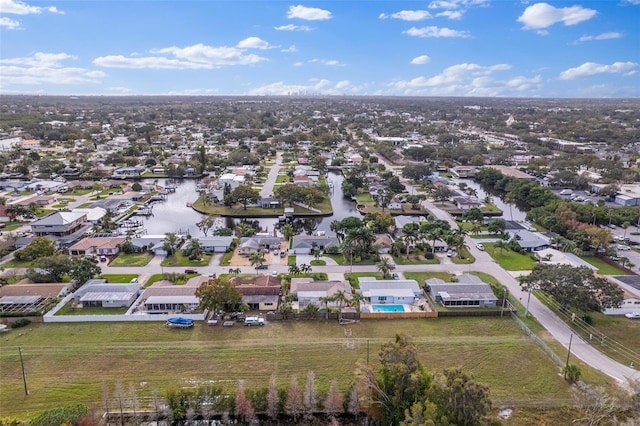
[1,0,638,97]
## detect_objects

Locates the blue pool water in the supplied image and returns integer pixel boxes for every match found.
[372,304,407,313]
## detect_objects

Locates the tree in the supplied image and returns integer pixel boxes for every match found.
[282,222,295,242]
[162,232,179,257]
[28,254,72,283]
[432,186,453,203]
[487,218,507,236]
[196,216,215,237]
[402,164,433,182]
[184,238,202,260]
[234,380,254,423]
[285,376,303,421]
[195,278,243,314]
[299,263,312,273]
[376,257,396,279]
[14,237,56,261]
[324,379,344,418]
[231,184,260,210]
[429,368,492,426]
[249,251,266,273]
[520,264,624,312]
[69,257,101,290]
[303,371,317,417]
[288,264,300,275]
[572,381,622,426]
[266,374,280,421]
[563,364,582,383]
[359,334,431,425]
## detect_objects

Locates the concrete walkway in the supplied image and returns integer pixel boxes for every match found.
[260,152,282,198]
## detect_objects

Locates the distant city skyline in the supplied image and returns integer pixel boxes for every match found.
[1,0,638,98]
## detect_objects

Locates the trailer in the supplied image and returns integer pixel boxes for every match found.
[166,317,194,328]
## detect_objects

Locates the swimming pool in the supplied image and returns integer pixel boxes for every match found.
[371,304,408,313]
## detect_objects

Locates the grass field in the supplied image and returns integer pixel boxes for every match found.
[579,256,631,275]
[109,253,153,267]
[483,243,538,271]
[0,318,607,420]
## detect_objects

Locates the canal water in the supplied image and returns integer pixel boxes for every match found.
[451,178,527,221]
[138,172,361,237]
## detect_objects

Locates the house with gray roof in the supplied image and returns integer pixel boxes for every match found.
[185,236,234,253]
[509,230,550,252]
[357,277,422,304]
[238,236,281,254]
[290,235,339,255]
[73,278,141,308]
[290,278,352,309]
[426,274,499,308]
[31,211,87,236]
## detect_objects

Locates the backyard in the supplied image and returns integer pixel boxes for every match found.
[483,243,538,271]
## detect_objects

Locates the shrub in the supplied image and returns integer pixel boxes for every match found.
[424,252,434,260]
[29,404,88,426]
[9,318,31,329]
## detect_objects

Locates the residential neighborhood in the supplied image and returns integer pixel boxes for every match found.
[0,95,639,424]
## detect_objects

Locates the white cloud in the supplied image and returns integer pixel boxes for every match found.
[428,0,460,9]
[0,52,105,86]
[624,0,640,4]
[237,37,271,50]
[274,24,313,31]
[379,10,432,21]
[517,3,596,30]
[389,63,514,95]
[0,0,63,14]
[107,86,132,93]
[437,10,463,19]
[281,45,298,53]
[0,16,21,29]
[248,79,357,95]
[404,26,470,38]
[309,58,346,67]
[93,55,212,70]
[287,5,332,21]
[94,42,268,70]
[293,62,304,67]
[559,61,637,80]
[575,32,623,43]
[410,55,430,65]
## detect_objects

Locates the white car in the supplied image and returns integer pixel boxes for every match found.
[624,312,640,319]
[476,243,485,251]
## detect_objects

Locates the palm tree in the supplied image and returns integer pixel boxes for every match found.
[493,240,507,255]
[186,238,202,260]
[318,296,332,319]
[340,242,356,272]
[332,290,348,312]
[302,303,320,319]
[288,264,301,275]
[390,237,405,258]
[348,292,366,313]
[402,224,419,258]
[249,251,266,274]
[228,267,241,277]
[299,263,312,273]
[162,232,179,257]
[376,257,395,279]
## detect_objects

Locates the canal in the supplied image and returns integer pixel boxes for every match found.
[138,172,361,237]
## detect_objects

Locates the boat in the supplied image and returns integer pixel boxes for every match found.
[186,202,192,207]
[166,317,194,328]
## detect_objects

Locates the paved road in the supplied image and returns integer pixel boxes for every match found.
[260,152,282,198]
[375,157,640,387]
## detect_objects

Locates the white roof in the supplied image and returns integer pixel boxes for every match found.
[363,288,415,298]
[79,292,135,302]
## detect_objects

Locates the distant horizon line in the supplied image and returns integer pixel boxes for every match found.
[1,93,639,101]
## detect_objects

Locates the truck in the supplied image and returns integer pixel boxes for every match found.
[244,316,265,326]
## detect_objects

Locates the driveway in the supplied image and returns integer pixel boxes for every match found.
[260,152,282,198]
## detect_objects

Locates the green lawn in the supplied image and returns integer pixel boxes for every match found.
[325,254,379,266]
[109,253,154,267]
[310,259,326,266]
[392,254,439,265]
[0,319,610,421]
[404,271,456,283]
[579,256,631,275]
[97,274,138,283]
[1,259,35,268]
[344,272,384,288]
[0,222,27,231]
[160,252,212,267]
[275,175,290,183]
[76,203,94,208]
[451,246,474,264]
[287,255,297,266]
[193,194,333,216]
[483,243,538,271]
[55,301,129,316]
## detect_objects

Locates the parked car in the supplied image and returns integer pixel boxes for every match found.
[244,316,265,326]
[617,245,631,251]
[255,264,268,270]
[185,268,198,274]
[476,243,485,251]
[392,272,399,280]
[446,249,454,257]
[624,312,640,319]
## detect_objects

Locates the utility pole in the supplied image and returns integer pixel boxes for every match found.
[18,346,28,396]
[564,333,574,379]
[500,288,507,317]
[524,287,532,318]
